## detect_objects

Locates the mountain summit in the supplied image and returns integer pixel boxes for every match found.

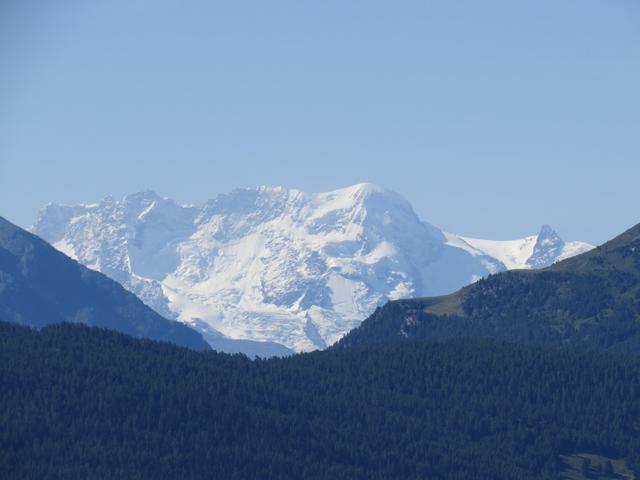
[527,224,567,269]
[32,184,593,352]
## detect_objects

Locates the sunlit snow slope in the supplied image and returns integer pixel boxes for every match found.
[32,184,593,352]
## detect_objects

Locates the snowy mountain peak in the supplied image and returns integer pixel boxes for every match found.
[332,182,403,205]
[325,183,411,210]
[453,225,593,272]
[527,224,565,269]
[125,189,162,201]
[31,185,594,353]
[538,224,558,238]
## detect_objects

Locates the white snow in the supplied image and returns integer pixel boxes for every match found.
[557,241,594,262]
[455,234,538,270]
[31,184,594,353]
[53,239,78,260]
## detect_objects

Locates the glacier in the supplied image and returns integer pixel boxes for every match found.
[31,183,593,353]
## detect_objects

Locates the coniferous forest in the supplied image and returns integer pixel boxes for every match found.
[340,223,640,353]
[1,320,639,480]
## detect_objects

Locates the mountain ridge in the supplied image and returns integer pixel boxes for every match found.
[339,221,640,351]
[31,184,593,352]
[0,216,210,350]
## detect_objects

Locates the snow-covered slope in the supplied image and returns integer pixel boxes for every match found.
[446,224,592,271]
[31,184,593,353]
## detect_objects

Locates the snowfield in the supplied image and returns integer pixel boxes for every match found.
[32,184,593,353]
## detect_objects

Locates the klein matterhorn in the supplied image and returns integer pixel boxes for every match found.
[32,183,592,353]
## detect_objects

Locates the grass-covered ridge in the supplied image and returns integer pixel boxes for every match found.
[340,222,640,351]
[1,320,639,479]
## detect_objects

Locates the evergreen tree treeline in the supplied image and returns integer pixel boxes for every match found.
[1,321,639,480]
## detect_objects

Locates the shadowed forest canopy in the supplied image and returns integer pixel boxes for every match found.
[1,321,639,480]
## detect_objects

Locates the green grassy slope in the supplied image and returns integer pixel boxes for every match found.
[339,222,640,351]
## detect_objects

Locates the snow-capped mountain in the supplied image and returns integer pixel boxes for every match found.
[31,184,593,353]
[444,224,593,271]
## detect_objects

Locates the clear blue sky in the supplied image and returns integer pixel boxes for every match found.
[1,0,638,244]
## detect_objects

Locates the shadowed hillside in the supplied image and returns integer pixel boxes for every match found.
[0,216,210,350]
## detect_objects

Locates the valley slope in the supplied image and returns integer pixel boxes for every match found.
[0,216,210,350]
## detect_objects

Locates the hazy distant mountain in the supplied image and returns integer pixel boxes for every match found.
[339,221,640,352]
[32,183,592,352]
[0,216,210,351]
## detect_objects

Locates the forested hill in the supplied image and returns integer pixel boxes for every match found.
[1,320,639,479]
[339,222,640,351]
[0,216,209,351]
